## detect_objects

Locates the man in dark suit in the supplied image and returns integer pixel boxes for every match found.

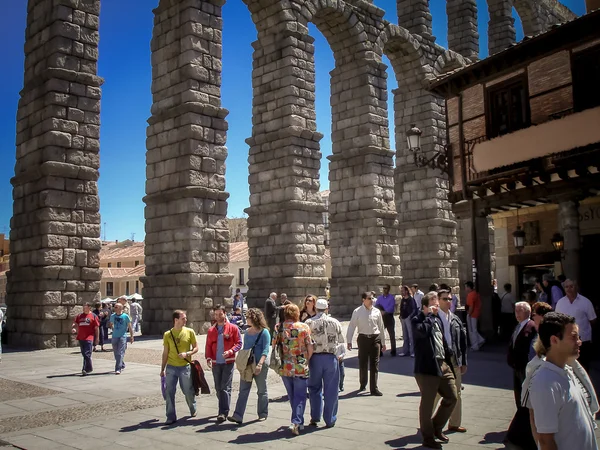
[507,301,537,408]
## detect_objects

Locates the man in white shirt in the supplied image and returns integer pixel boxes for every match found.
[411,284,424,310]
[555,280,597,372]
[347,292,386,396]
[529,312,597,450]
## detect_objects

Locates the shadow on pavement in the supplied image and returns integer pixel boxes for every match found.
[396,392,420,398]
[384,431,424,449]
[481,430,507,444]
[46,371,115,378]
[120,416,214,432]
[227,425,318,444]
[268,395,289,403]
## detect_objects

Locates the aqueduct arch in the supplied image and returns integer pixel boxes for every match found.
[7,0,576,347]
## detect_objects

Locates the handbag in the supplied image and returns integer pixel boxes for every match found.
[236,329,265,382]
[269,320,285,372]
[170,329,210,396]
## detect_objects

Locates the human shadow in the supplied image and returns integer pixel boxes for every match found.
[268,395,289,403]
[227,425,319,444]
[46,371,114,378]
[384,431,423,449]
[120,415,215,433]
[338,390,362,400]
[396,392,420,398]
[482,430,507,445]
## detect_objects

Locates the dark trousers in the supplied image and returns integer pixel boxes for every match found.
[415,363,458,443]
[79,340,93,373]
[339,360,345,391]
[513,368,526,409]
[358,334,381,392]
[579,341,593,373]
[382,313,396,354]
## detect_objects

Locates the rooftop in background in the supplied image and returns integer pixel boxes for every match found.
[99,240,145,260]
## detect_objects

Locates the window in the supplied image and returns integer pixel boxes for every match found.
[106,282,114,297]
[134,260,140,267]
[125,281,130,296]
[487,78,529,138]
[107,263,112,268]
[572,45,600,112]
[135,280,139,294]
[117,262,122,268]
[239,268,245,286]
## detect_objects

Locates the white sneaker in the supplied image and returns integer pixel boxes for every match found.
[410,354,415,358]
[398,352,406,357]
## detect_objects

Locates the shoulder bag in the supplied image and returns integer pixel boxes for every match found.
[170,329,210,396]
[236,329,265,381]
[269,320,285,372]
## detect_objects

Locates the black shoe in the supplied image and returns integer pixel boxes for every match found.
[309,420,319,427]
[371,390,383,396]
[435,432,449,443]
[216,414,226,423]
[326,422,336,428]
[422,441,442,449]
[390,351,397,357]
[358,386,366,392]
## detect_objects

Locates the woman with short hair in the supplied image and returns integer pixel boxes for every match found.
[273,303,313,435]
[228,309,271,424]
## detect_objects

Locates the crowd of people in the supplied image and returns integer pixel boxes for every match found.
[70,281,597,450]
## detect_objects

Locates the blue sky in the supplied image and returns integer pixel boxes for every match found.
[0,1,586,241]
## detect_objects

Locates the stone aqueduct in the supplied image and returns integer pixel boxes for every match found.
[8,0,574,347]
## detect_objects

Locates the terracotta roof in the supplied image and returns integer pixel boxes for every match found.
[100,241,145,260]
[229,242,248,263]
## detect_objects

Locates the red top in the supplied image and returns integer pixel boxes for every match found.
[466,291,482,319]
[75,313,100,341]
[205,321,242,364]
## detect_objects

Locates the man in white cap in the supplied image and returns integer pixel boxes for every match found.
[306,298,345,428]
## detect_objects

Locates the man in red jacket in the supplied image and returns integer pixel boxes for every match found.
[205,305,242,423]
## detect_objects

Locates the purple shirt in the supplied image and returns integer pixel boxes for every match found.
[376,294,396,314]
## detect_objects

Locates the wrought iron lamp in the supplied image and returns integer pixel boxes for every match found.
[512,208,526,253]
[551,233,564,252]
[406,124,449,173]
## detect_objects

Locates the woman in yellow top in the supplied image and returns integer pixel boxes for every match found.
[160,310,199,425]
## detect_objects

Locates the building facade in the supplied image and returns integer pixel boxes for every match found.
[431,7,600,334]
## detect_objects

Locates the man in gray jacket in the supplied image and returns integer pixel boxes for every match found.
[436,288,468,434]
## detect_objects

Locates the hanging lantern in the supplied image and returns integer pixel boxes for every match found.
[551,232,564,252]
[406,124,422,152]
[513,226,526,253]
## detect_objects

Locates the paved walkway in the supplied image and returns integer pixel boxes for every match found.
[0,323,598,449]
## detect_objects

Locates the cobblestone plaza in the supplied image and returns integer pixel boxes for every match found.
[5,323,598,450]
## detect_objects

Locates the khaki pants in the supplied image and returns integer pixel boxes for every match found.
[415,362,458,442]
[435,356,462,427]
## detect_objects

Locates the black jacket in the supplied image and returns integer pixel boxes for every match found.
[508,320,537,371]
[412,311,453,377]
[400,296,417,319]
[446,311,468,367]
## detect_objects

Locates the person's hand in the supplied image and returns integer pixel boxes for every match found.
[338,356,343,363]
[178,352,187,359]
[71,328,77,334]
[160,370,165,377]
[207,359,213,369]
[382,345,387,352]
[347,343,352,351]
[254,363,263,375]
[422,306,429,315]
[130,336,134,344]
[222,351,229,359]
[430,305,439,315]
[461,366,468,375]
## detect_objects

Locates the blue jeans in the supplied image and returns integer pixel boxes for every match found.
[308,353,340,426]
[79,340,93,373]
[165,364,196,422]
[232,363,268,421]
[112,337,126,372]
[281,376,308,425]
[212,363,234,416]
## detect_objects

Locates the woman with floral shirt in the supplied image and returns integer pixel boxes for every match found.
[272,303,313,435]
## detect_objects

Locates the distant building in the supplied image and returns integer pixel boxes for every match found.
[321,190,330,246]
[99,240,145,298]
